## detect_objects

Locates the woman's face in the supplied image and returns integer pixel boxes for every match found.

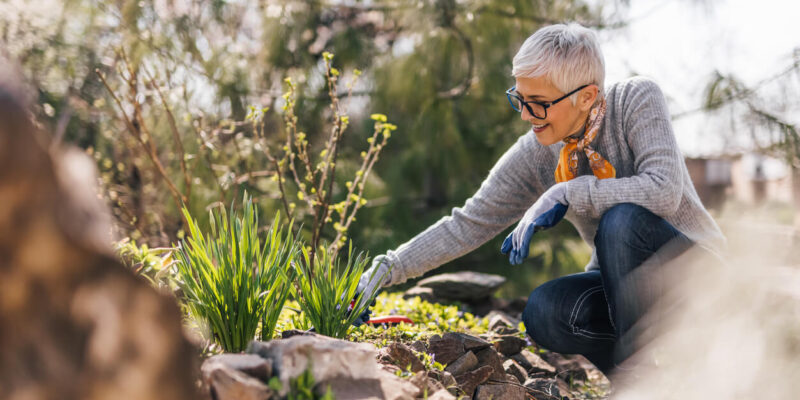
[514,75,597,146]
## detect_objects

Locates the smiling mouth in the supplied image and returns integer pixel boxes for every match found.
[532,123,548,131]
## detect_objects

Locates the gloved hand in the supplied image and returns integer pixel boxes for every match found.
[501,182,569,265]
[355,254,392,309]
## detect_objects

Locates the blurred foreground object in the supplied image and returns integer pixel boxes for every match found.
[0,61,197,399]
[612,228,800,399]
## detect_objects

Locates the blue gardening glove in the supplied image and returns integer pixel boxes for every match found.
[501,182,569,265]
[355,255,392,310]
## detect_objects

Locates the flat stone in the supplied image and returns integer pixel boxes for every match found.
[205,364,275,400]
[409,340,428,354]
[486,310,520,332]
[428,334,466,365]
[493,334,527,356]
[474,382,526,400]
[506,373,520,384]
[247,335,417,399]
[503,359,528,384]
[280,329,319,339]
[511,349,557,377]
[454,365,494,397]
[427,389,457,400]
[540,352,589,382]
[379,342,425,372]
[402,286,436,302]
[429,369,458,393]
[444,351,477,376]
[442,332,492,351]
[408,371,446,397]
[202,354,273,383]
[523,378,562,399]
[473,347,506,380]
[417,272,506,302]
[495,325,520,335]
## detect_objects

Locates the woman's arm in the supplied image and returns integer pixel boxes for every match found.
[565,78,684,219]
[383,133,543,285]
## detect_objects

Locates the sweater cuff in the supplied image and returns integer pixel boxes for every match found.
[383,249,407,286]
[565,175,596,217]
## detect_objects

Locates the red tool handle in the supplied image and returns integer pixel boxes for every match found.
[366,316,414,325]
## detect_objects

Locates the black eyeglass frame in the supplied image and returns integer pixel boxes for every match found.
[505,84,590,119]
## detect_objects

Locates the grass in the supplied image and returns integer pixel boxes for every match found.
[174,194,298,352]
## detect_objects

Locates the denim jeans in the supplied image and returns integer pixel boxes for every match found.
[521,203,695,375]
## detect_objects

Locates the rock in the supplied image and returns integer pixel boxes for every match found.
[454,365,494,397]
[247,335,417,399]
[540,352,589,382]
[503,359,528,384]
[0,72,197,400]
[427,389,457,400]
[280,329,319,339]
[511,349,556,377]
[428,334,466,365]
[408,371,445,397]
[379,342,425,372]
[417,272,506,302]
[486,310,520,332]
[204,364,275,400]
[444,351,477,376]
[409,340,428,354]
[495,325,521,335]
[474,382,526,400]
[493,334,528,356]
[442,332,491,351]
[523,378,562,399]
[506,373,520,384]
[202,354,273,383]
[402,286,436,302]
[473,347,506,380]
[324,377,419,400]
[429,369,458,392]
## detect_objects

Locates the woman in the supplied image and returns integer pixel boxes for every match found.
[357,23,725,375]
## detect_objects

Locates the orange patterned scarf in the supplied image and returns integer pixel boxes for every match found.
[554,98,616,183]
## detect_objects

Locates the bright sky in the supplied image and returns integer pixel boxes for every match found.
[594,0,800,158]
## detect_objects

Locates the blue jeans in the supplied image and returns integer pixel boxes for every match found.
[521,203,694,375]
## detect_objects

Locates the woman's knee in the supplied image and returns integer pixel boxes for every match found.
[522,281,565,347]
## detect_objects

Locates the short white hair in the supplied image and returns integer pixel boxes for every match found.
[512,23,605,103]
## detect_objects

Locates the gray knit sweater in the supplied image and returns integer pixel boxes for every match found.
[382,76,726,286]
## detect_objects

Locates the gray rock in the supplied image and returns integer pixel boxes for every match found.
[247,335,417,399]
[454,365,494,397]
[442,332,492,351]
[444,351,477,376]
[493,334,528,356]
[473,347,506,380]
[428,334,466,365]
[511,349,556,377]
[402,286,436,302]
[280,329,319,339]
[409,340,428,354]
[379,342,426,372]
[503,359,528,384]
[486,310,520,332]
[427,389,457,400]
[204,364,275,400]
[202,354,273,383]
[417,272,506,302]
[523,378,562,399]
[408,371,445,397]
[540,352,589,382]
[430,369,458,393]
[474,382,526,400]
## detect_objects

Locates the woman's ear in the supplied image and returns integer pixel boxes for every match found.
[579,85,599,111]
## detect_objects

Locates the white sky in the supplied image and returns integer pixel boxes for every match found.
[594,0,800,159]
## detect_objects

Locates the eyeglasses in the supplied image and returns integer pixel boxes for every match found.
[505,84,590,119]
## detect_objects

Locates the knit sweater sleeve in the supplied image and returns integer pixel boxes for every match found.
[382,133,541,286]
[565,78,684,219]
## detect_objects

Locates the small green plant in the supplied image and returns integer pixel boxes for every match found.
[114,238,175,288]
[287,363,334,400]
[292,244,387,339]
[174,194,298,352]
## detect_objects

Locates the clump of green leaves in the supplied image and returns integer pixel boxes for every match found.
[292,244,387,339]
[174,194,298,352]
[114,238,175,288]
